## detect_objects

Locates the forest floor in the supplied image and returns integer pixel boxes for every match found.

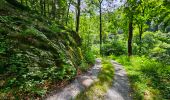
[46,59,132,100]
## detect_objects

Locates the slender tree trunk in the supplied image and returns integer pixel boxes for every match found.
[66,0,71,26]
[52,0,56,19]
[99,1,102,55]
[20,0,23,4]
[43,0,46,16]
[76,0,81,33]
[139,25,143,54]
[40,0,43,15]
[25,0,28,6]
[47,0,50,17]
[128,17,133,56]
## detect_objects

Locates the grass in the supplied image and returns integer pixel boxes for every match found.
[110,55,170,100]
[76,59,115,100]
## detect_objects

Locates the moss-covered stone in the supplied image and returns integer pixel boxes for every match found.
[0,1,84,98]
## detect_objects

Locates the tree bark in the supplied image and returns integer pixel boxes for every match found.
[47,0,50,17]
[20,0,23,4]
[51,0,57,19]
[99,1,102,55]
[43,0,46,16]
[40,0,43,15]
[25,0,28,6]
[66,0,71,26]
[139,24,143,54]
[76,0,81,33]
[128,17,133,56]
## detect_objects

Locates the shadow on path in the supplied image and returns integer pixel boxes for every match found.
[104,60,132,100]
[46,58,102,100]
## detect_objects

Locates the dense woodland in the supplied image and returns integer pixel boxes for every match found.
[0,0,170,99]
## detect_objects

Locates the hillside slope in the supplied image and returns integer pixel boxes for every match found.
[0,0,85,99]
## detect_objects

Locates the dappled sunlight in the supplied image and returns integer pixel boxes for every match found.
[114,56,170,99]
[76,59,114,100]
[0,0,169,99]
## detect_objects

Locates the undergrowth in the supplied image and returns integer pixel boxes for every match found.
[0,0,95,99]
[111,55,170,100]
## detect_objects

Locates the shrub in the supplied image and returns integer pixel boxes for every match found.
[84,50,95,64]
[79,61,89,71]
[150,32,170,64]
[133,31,156,55]
[102,42,126,56]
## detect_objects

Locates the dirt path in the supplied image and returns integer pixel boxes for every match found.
[104,60,132,100]
[46,58,102,100]
[46,59,132,100]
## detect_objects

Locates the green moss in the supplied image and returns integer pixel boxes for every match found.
[0,4,83,99]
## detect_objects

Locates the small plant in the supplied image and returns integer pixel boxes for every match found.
[79,61,89,71]
[84,51,95,64]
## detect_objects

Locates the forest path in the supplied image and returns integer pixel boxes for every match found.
[104,60,132,100]
[46,59,132,100]
[46,58,102,100]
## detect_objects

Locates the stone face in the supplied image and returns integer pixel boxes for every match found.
[0,10,83,99]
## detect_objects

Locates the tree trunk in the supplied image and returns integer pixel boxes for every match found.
[128,17,133,56]
[20,0,23,4]
[40,0,43,15]
[99,1,102,55]
[139,25,143,54]
[66,0,71,26]
[47,0,50,17]
[25,0,28,6]
[43,0,46,16]
[76,0,81,33]
[51,0,56,19]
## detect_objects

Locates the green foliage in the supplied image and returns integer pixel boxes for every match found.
[21,27,40,36]
[132,31,170,66]
[102,42,126,56]
[91,45,100,56]
[1,0,170,99]
[0,40,6,55]
[83,51,95,64]
[133,31,156,55]
[150,32,170,64]
[79,61,89,71]
[49,23,62,33]
[102,34,127,56]
[113,55,170,99]
[112,55,130,66]
[99,59,115,83]
[0,6,83,99]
